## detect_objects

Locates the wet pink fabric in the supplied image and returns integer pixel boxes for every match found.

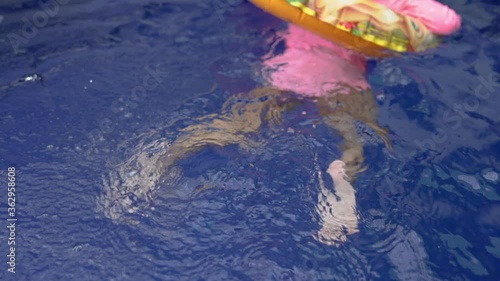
[262,0,461,97]
[262,25,370,96]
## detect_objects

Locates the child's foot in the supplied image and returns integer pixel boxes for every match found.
[315,160,359,246]
[327,159,348,180]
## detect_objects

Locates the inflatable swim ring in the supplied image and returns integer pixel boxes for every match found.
[250,0,440,57]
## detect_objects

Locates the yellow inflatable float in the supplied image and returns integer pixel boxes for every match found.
[249,0,440,57]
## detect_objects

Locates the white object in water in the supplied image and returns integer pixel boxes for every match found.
[457,174,481,190]
[483,171,498,182]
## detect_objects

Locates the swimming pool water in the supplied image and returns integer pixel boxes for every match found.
[0,0,499,280]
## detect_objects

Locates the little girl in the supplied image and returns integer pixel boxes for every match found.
[104,0,461,245]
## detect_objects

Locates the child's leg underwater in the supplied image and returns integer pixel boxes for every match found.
[101,88,291,220]
[314,88,391,245]
[314,111,362,245]
[157,87,295,177]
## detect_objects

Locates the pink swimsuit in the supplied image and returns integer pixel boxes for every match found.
[261,0,461,97]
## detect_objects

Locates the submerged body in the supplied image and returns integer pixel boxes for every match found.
[100,0,461,245]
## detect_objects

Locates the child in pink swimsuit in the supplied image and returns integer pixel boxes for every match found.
[107,0,461,245]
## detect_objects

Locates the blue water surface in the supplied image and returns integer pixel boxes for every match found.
[0,0,499,280]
